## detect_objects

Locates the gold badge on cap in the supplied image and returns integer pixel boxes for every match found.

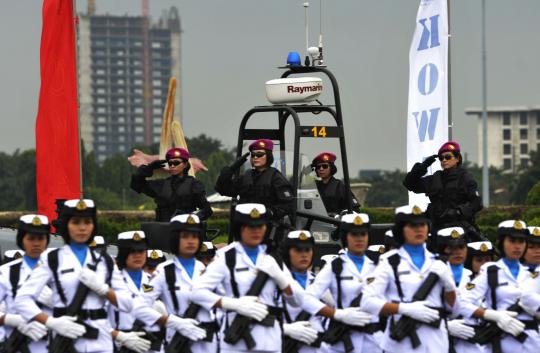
[200,243,208,252]
[451,230,461,239]
[150,250,159,259]
[187,215,196,224]
[480,243,489,252]
[513,221,523,230]
[533,228,540,237]
[379,246,386,254]
[353,216,364,226]
[174,150,180,157]
[250,208,261,219]
[299,232,308,241]
[532,271,539,279]
[76,200,87,210]
[323,154,329,161]
[449,144,455,150]
[133,232,142,241]
[31,216,42,226]
[259,141,265,147]
[14,251,23,259]
[89,240,97,248]
[412,205,422,215]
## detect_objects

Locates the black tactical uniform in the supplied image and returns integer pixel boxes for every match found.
[316,177,360,216]
[403,164,482,232]
[131,171,213,222]
[215,165,294,221]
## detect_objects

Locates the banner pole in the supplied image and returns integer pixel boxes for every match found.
[481,0,489,206]
[447,0,452,140]
[72,0,83,197]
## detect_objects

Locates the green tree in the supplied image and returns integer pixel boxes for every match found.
[513,151,540,204]
[526,181,540,205]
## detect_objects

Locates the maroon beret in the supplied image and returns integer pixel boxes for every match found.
[249,139,273,151]
[165,147,191,161]
[312,152,337,165]
[438,141,460,155]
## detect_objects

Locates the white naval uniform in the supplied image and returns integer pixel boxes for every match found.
[134,256,218,353]
[449,266,486,353]
[362,246,454,353]
[283,270,326,353]
[14,245,133,353]
[109,269,164,353]
[459,259,540,353]
[304,253,383,353]
[190,242,303,353]
[0,258,51,353]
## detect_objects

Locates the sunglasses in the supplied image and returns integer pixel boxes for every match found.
[316,163,330,170]
[167,160,184,167]
[438,154,454,161]
[250,152,266,159]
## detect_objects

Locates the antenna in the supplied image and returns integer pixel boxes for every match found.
[304,2,309,65]
[318,0,324,65]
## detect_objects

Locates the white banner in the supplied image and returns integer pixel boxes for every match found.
[407,0,449,206]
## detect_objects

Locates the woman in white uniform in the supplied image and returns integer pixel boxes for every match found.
[0,215,51,353]
[362,204,457,353]
[304,213,384,353]
[190,203,302,353]
[279,230,324,353]
[459,220,540,353]
[14,199,133,353]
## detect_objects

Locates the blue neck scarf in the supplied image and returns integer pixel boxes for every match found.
[242,245,259,265]
[292,271,308,289]
[503,258,520,279]
[450,263,464,286]
[23,255,39,269]
[178,257,195,278]
[69,243,88,266]
[127,269,143,289]
[403,243,425,269]
[347,253,365,274]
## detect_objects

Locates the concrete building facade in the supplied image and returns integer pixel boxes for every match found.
[466,106,540,171]
[77,8,182,162]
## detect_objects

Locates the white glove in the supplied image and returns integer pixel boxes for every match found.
[283,321,319,344]
[334,307,372,327]
[166,315,206,341]
[398,301,440,323]
[153,300,168,316]
[37,286,54,309]
[79,267,110,296]
[258,255,291,290]
[116,331,151,353]
[45,316,86,339]
[17,321,48,341]
[484,310,525,336]
[3,313,26,327]
[221,296,268,321]
[431,266,456,292]
[447,319,475,340]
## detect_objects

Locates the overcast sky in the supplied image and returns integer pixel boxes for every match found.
[1,0,539,174]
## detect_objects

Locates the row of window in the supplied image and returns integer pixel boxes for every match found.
[94,125,162,134]
[503,158,529,170]
[502,128,540,141]
[502,112,540,126]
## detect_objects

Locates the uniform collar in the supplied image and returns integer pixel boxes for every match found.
[234,241,267,268]
[398,245,435,273]
[494,258,528,282]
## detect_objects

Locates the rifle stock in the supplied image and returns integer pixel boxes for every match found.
[321,293,363,353]
[165,303,202,353]
[4,329,31,353]
[471,303,528,345]
[282,311,322,353]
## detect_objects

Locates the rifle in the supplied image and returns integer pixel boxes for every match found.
[470,303,528,345]
[4,328,31,353]
[48,261,102,353]
[389,272,441,348]
[321,293,363,353]
[282,311,322,353]
[223,271,271,349]
[164,303,202,353]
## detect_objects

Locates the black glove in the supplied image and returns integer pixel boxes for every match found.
[137,164,154,177]
[230,152,250,171]
[421,155,438,168]
[148,159,167,170]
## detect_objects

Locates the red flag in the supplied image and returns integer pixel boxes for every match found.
[36,0,80,223]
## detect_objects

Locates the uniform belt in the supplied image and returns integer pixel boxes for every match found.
[53,307,108,320]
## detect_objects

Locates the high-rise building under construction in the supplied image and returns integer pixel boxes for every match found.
[77,7,182,162]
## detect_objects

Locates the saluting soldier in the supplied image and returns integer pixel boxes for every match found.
[215,139,294,246]
[14,199,133,353]
[279,230,324,353]
[0,215,52,353]
[131,147,213,222]
[403,141,483,241]
[190,203,302,353]
[311,152,360,216]
[132,214,216,353]
[108,231,162,353]
[458,220,540,353]
[303,213,384,353]
[362,204,457,353]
